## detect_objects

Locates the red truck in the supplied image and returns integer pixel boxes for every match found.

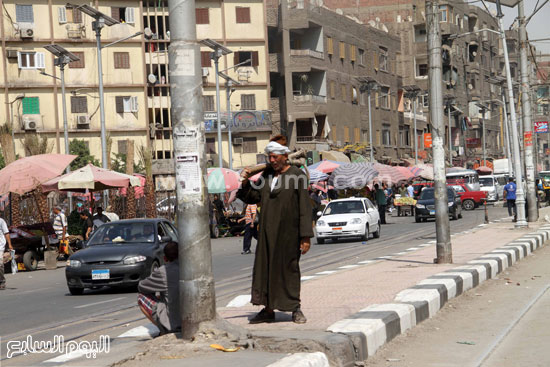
[448,184,487,210]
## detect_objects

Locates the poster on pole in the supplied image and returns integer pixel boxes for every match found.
[176,154,202,195]
[534,121,548,133]
[424,133,432,148]
[524,131,533,147]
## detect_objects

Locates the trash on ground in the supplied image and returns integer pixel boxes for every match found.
[210,344,240,352]
[457,341,476,345]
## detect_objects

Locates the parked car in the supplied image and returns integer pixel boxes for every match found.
[479,175,504,202]
[415,187,462,222]
[448,184,487,210]
[65,219,178,295]
[315,197,381,244]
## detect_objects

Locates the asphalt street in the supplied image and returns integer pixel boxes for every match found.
[0,204,511,366]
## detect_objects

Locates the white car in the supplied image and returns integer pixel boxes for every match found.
[315,197,381,244]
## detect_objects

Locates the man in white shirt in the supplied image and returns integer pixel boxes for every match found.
[0,217,13,290]
[406,184,415,198]
[52,206,67,243]
[104,205,119,222]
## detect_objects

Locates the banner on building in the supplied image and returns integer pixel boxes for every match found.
[204,110,272,133]
[534,121,548,133]
[424,133,432,148]
[466,138,481,148]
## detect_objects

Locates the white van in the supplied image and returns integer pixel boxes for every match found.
[479,175,504,202]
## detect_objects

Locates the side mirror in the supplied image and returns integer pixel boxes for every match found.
[160,235,172,243]
[316,211,323,217]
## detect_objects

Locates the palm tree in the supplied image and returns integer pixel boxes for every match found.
[138,145,156,218]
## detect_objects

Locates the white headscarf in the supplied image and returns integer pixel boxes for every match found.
[265,141,291,155]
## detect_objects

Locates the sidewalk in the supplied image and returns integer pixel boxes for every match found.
[113,208,550,367]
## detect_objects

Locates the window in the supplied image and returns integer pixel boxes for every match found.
[330,81,336,99]
[456,14,461,28]
[358,48,365,65]
[380,87,390,109]
[242,137,257,153]
[354,128,360,143]
[416,61,428,78]
[196,8,209,24]
[203,96,215,111]
[114,52,130,69]
[16,4,34,23]
[233,51,259,67]
[352,86,358,104]
[350,45,356,62]
[201,51,211,67]
[379,47,388,71]
[414,25,427,43]
[69,52,85,68]
[341,84,347,102]
[236,7,250,23]
[400,126,410,146]
[71,96,88,113]
[422,93,429,108]
[22,97,39,114]
[382,124,391,146]
[118,140,128,155]
[339,42,345,60]
[344,126,350,143]
[72,7,82,23]
[61,5,83,23]
[115,96,138,113]
[18,52,45,69]
[327,37,333,55]
[241,94,256,110]
[206,138,216,154]
[439,5,448,22]
[111,7,135,24]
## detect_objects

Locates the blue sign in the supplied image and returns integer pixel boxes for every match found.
[204,110,272,133]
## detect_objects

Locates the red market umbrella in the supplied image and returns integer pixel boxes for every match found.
[207,168,241,194]
[307,160,343,174]
[373,163,410,185]
[0,154,77,195]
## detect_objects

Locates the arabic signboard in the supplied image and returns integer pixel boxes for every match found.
[534,121,548,133]
[204,110,272,133]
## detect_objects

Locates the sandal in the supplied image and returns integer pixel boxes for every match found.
[249,308,275,324]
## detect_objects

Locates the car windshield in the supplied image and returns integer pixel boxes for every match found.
[420,189,454,201]
[450,185,465,193]
[324,200,365,215]
[87,222,157,245]
[479,177,494,187]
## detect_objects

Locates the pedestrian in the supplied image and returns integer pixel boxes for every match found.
[398,183,407,198]
[406,183,415,198]
[103,205,119,222]
[504,177,517,222]
[92,207,110,229]
[80,211,94,241]
[137,241,181,335]
[0,216,13,290]
[383,183,393,213]
[52,205,67,243]
[238,203,257,254]
[238,135,313,324]
[374,183,387,224]
[310,188,322,222]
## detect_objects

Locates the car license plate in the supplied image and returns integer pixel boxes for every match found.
[332,227,342,232]
[429,210,435,215]
[92,269,110,280]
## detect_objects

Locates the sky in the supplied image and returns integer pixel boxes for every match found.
[485,1,550,54]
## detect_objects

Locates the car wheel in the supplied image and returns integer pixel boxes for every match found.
[415,215,421,223]
[462,199,475,211]
[422,218,428,222]
[210,224,219,239]
[68,286,84,295]
[150,261,160,276]
[361,224,369,242]
[317,237,325,245]
[23,250,39,271]
[373,222,381,238]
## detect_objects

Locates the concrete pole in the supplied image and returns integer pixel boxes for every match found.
[482,108,486,166]
[368,90,374,162]
[427,0,452,264]
[498,14,527,227]
[226,83,233,170]
[168,0,216,338]
[502,92,514,176]
[213,54,223,168]
[518,0,538,221]
[414,97,418,165]
[448,103,452,165]
[60,64,73,210]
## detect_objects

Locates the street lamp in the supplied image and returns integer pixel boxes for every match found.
[358,76,379,162]
[218,72,239,170]
[476,102,489,167]
[403,85,422,165]
[200,39,232,168]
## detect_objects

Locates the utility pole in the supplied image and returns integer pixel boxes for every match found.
[501,91,514,176]
[496,0,527,227]
[168,0,217,338]
[427,0,452,264]
[404,85,421,165]
[518,0,538,221]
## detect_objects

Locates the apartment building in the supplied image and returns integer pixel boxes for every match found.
[322,0,506,166]
[268,0,405,161]
[145,0,271,189]
[0,0,148,161]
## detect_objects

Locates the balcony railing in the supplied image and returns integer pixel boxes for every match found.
[293,94,327,104]
[296,136,327,142]
[290,49,324,59]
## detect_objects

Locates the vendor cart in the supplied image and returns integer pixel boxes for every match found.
[394,196,417,217]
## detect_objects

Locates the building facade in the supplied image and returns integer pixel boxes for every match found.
[0,0,148,161]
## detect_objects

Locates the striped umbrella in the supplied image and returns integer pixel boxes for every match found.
[405,165,424,178]
[412,163,434,180]
[207,168,240,194]
[373,163,410,185]
[307,160,344,174]
[329,162,379,189]
[308,168,329,183]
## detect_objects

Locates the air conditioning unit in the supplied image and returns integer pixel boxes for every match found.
[22,115,41,130]
[233,137,243,145]
[6,49,18,59]
[19,26,34,39]
[202,67,209,77]
[76,114,90,128]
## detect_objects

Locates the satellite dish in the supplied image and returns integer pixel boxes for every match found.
[148,74,157,84]
[143,27,153,40]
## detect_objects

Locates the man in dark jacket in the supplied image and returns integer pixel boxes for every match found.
[374,183,387,224]
[137,242,181,334]
[238,135,313,324]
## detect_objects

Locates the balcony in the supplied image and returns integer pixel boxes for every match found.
[289,25,324,71]
[290,49,323,59]
[293,94,327,104]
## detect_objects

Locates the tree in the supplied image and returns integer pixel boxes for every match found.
[69,139,100,170]
[138,145,156,218]
[111,152,144,174]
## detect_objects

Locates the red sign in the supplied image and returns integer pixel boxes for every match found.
[534,121,549,133]
[466,138,481,148]
[424,133,432,148]
[524,131,533,146]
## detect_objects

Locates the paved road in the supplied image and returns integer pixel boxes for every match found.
[365,231,550,367]
[0,204,510,365]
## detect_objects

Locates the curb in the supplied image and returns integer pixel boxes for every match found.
[326,225,550,360]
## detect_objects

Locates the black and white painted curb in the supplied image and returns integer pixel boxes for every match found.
[327,225,550,359]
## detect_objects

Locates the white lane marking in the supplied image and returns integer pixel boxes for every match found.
[301,275,318,281]
[74,297,127,309]
[406,247,421,251]
[13,286,53,295]
[118,323,160,338]
[358,260,376,264]
[338,265,360,269]
[44,350,89,363]
[267,352,330,367]
[428,240,437,244]
[374,256,393,260]
[315,270,337,275]
[419,244,432,247]
[394,252,408,256]
[225,294,251,308]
